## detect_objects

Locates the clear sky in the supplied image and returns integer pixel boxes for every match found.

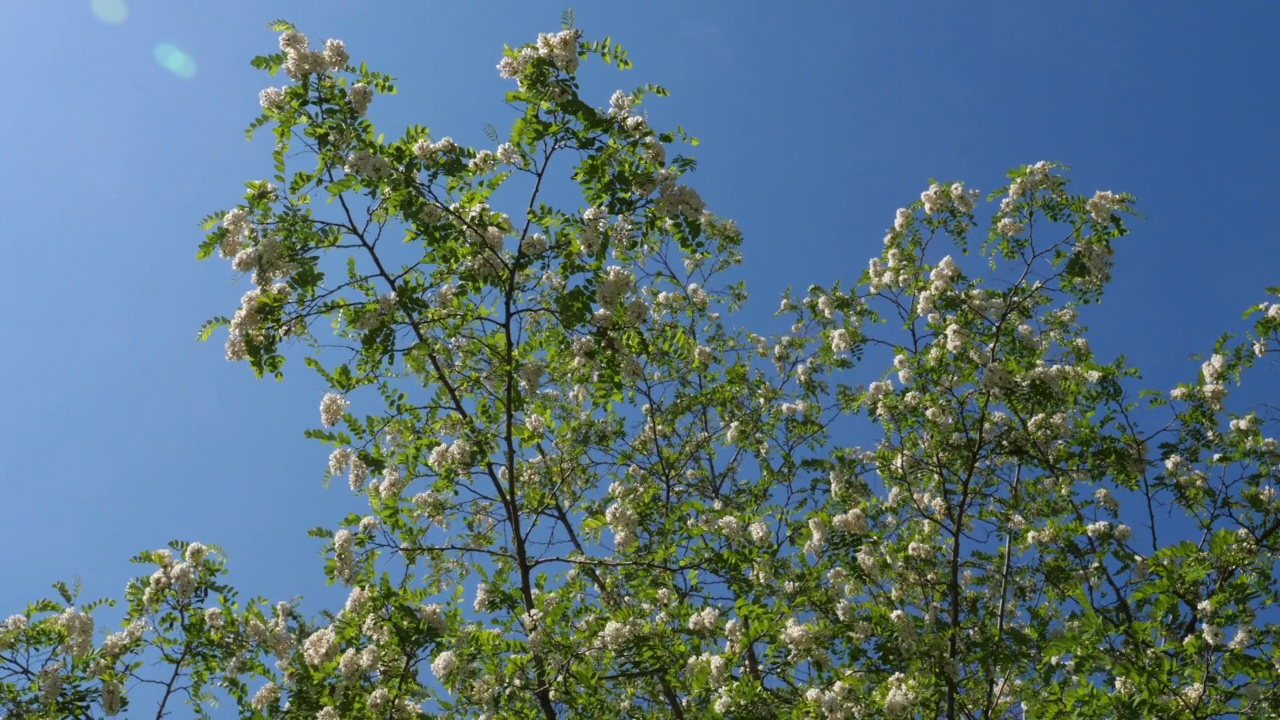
[1,0,1276,627]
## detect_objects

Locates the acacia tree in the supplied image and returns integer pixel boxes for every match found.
[3,16,1280,719]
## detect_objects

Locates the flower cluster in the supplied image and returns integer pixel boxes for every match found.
[536,29,581,73]
[319,392,348,427]
[1085,189,1125,224]
[497,28,581,86]
[343,149,393,180]
[278,31,349,80]
[920,182,978,215]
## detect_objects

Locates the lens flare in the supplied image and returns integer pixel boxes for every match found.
[154,44,197,79]
[90,0,128,24]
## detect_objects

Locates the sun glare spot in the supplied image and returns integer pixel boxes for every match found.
[90,0,128,24]
[154,44,197,79]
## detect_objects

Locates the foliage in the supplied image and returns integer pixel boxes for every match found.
[4,17,1280,720]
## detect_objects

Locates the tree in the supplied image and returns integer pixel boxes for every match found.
[3,16,1280,719]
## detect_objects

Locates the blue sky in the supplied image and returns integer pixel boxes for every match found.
[1,0,1276,628]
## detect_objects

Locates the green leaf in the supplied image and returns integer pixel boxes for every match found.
[196,316,229,342]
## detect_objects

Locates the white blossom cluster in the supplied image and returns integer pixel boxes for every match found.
[576,206,609,257]
[805,679,863,719]
[319,392,348,427]
[244,602,297,672]
[687,606,720,633]
[142,548,201,606]
[250,682,281,713]
[303,625,338,667]
[1085,190,1125,224]
[597,265,634,306]
[412,136,457,163]
[343,149,393,180]
[830,328,852,353]
[652,170,706,220]
[259,86,286,111]
[275,31,349,81]
[347,82,372,115]
[328,447,370,491]
[1071,238,1116,288]
[914,254,960,315]
[497,28,580,84]
[53,607,94,658]
[832,508,869,534]
[431,649,460,682]
[606,500,639,548]
[920,182,978,216]
[532,28,583,73]
[1200,353,1228,410]
[864,379,894,416]
[1006,161,1062,204]
[333,529,355,585]
[428,438,472,472]
[882,673,917,717]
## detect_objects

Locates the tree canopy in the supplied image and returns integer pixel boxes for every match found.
[3,16,1280,720]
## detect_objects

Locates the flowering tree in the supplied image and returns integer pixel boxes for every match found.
[4,16,1280,720]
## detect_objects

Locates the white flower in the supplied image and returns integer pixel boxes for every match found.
[1093,488,1119,512]
[518,359,546,393]
[920,183,947,215]
[343,150,393,179]
[347,83,373,114]
[39,662,64,705]
[251,682,280,713]
[322,39,349,70]
[716,516,743,540]
[688,607,719,633]
[608,89,634,117]
[606,502,639,549]
[1202,622,1222,646]
[259,87,286,110]
[865,380,893,412]
[417,604,446,634]
[101,681,122,716]
[496,142,521,166]
[431,650,459,681]
[303,626,338,666]
[997,217,1024,236]
[183,542,208,564]
[1085,190,1124,224]
[535,29,581,73]
[643,136,666,164]
[950,182,978,212]
[320,392,348,427]
[780,618,815,653]
[804,517,827,556]
[474,583,490,612]
[883,673,917,717]
[368,687,391,711]
[525,413,547,436]
[830,328,851,353]
[749,521,771,546]
[894,207,912,232]
[833,508,868,534]
[333,529,355,585]
[600,619,637,650]
[170,562,196,598]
